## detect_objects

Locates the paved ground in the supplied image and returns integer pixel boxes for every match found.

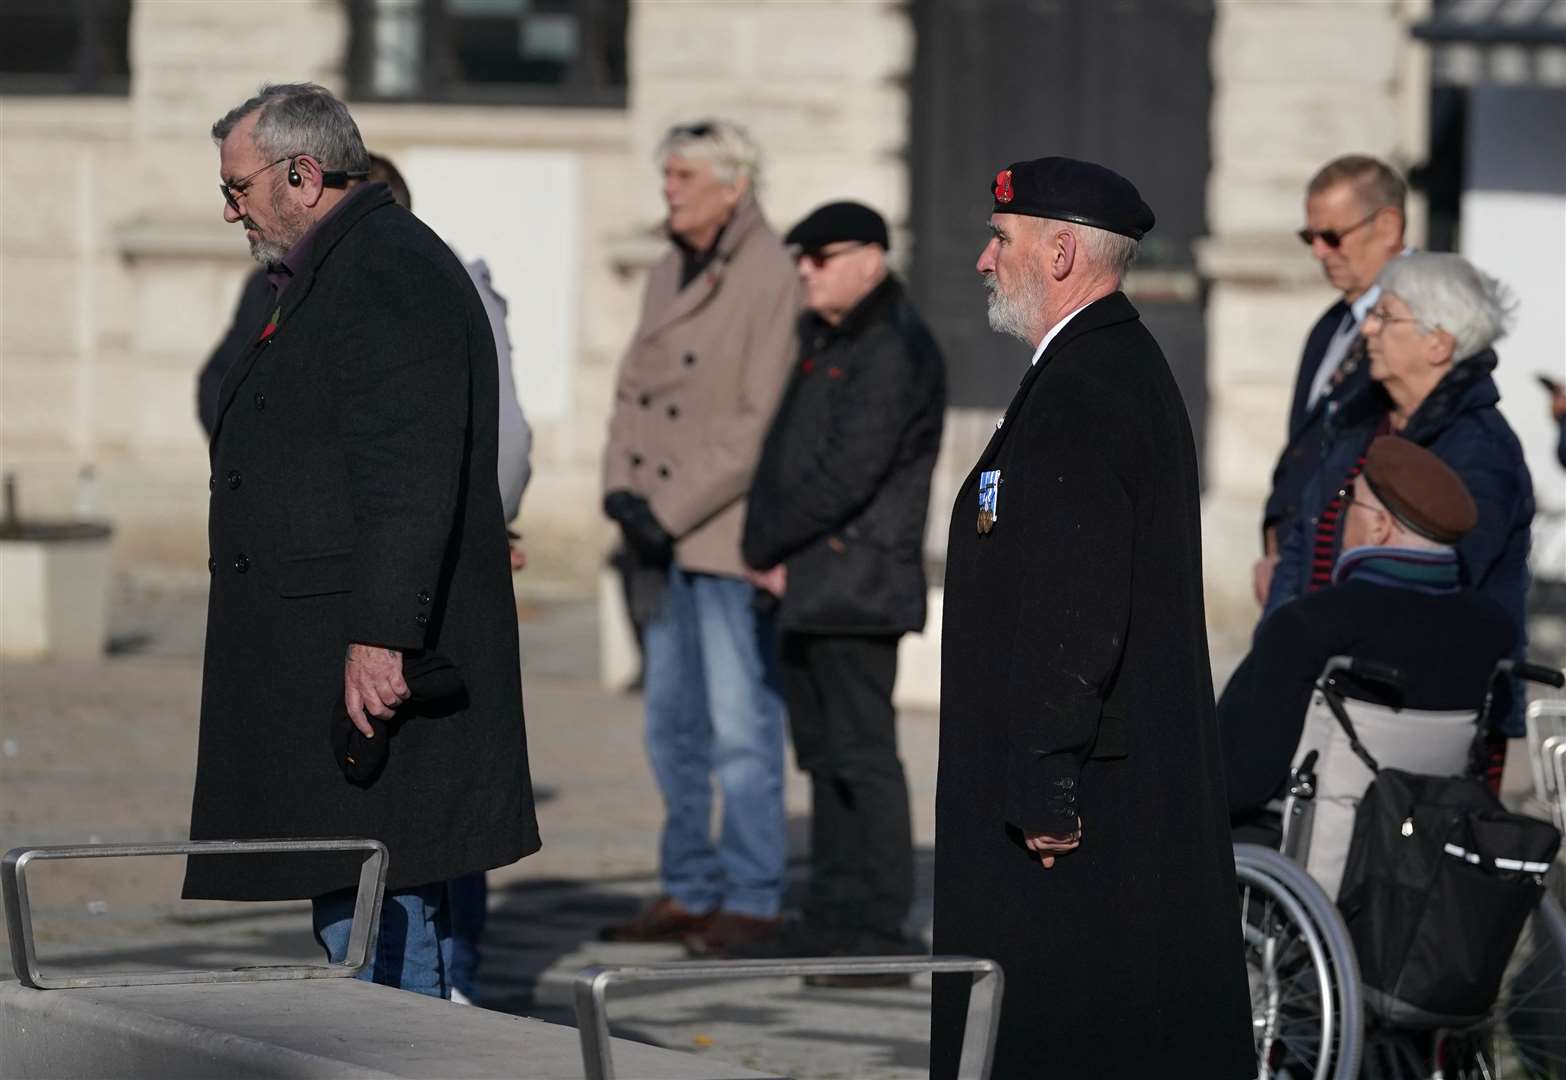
[0,580,942,1079]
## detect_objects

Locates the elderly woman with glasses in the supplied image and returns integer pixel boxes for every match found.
[1263,251,1534,729]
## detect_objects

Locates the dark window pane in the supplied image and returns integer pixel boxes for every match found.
[0,0,132,95]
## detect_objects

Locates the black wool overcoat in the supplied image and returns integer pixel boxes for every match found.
[930,294,1254,1079]
[184,185,540,901]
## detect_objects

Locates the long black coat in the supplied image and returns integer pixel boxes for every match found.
[930,294,1253,1079]
[183,185,540,901]
[742,276,946,634]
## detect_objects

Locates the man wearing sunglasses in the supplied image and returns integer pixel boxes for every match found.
[736,202,945,976]
[184,83,539,999]
[1255,155,1408,605]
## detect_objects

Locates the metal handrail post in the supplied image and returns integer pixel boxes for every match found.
[2,838,387,990]
[572,954,1003,1080]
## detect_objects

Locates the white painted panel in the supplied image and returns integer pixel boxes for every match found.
[1462,86,1566,581]
[398,148,580,420]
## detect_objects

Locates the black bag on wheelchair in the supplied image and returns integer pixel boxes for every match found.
[1337,767,1561,1028]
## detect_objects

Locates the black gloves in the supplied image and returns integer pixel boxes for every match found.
[604,490,674,565]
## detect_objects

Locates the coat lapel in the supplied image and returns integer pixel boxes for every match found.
[640,194,768,341]
[969,291,1142,476]
[209,186,397,450]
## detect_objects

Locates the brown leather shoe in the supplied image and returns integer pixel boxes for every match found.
[598,896,715,943]
[684,911,782,957]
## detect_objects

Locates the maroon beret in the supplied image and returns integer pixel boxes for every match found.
[1361,436,1478,544]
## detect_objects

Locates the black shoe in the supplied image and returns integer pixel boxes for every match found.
[802,930,927,988]
[724,918,851,960]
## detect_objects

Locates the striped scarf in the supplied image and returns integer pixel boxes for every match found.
[1330,544,1461,594]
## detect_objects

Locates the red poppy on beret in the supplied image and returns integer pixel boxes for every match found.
[994,169,1015,205]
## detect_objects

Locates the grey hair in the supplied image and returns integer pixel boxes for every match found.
[655,118,763,190]
[1376,252,1517,361]
[211,82,370,175]
[1041,219,1139,283]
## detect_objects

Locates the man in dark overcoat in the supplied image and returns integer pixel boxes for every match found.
[929,158,1253,1077]
[184,83,538,998]
[740,202,945,973]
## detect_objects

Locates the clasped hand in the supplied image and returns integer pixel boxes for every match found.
[1025,818,1083,870]
[344,642,409,738]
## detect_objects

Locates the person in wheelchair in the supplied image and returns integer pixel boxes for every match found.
[1220,435,1515,840]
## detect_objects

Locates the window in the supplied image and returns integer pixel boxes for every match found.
[347,0,628,107]
[0,0,132,95]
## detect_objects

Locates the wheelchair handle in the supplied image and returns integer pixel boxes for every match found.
[1322,656,1403,693]
[1495,659,1566,689]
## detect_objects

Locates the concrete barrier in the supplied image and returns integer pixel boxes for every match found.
[0,978,781,1079]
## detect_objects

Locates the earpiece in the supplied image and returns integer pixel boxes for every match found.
[287,159,302,187]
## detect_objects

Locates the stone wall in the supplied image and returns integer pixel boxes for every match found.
[0,0,913,592]
[1200,0,1432,658]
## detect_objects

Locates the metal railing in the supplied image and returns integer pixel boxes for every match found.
[2,838,387,989]
[574,955,1003,1080]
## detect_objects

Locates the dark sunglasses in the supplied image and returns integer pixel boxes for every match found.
[1298,209,1380,249]
[796,243,867,268]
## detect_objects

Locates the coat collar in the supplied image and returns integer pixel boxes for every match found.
[1328,348,1500,444]
[209,184,397,451]
[800,274,900,345]
[971,290,1141,472]
[644,193,773,339]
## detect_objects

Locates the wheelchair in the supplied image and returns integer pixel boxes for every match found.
[1235,656,1566,1080]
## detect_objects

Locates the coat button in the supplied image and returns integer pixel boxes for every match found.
[657,465,670,479]
[639,394,652,408]
[666,404,680,419]
[234,553,250,573]
[227,470,243,490]
[631,453,644,467]
[253,392,266,412]
[415,612,429,628]
[208,557,216,574]
[684,352,697,366]
[417,591,431,606]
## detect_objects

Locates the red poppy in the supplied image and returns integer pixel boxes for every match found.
[994,168,1014,204]
[257,305,281,344]
[827,365,844,379]
[802,357,815,374]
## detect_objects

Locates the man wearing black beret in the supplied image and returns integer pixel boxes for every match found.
[930,157,1253,1076]
[737,202,945,976]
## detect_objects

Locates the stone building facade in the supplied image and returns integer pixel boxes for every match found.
[11,0,1556,663]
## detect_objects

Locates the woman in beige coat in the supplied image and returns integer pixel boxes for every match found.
[599,120,802,953]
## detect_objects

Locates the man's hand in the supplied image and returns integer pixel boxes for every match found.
[1025,819,1083,869]
[747,564,787,598]
[604,491,674,564]
[1252,554,1280,607]
[344,643,409,738]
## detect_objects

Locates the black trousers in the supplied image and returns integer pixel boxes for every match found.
[778,632,913,939]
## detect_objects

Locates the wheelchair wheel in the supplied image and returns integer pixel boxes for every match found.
[1234,843,1364,1080]
[1441,892,1566,1080]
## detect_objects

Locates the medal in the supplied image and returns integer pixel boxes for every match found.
[977,469,1001,534]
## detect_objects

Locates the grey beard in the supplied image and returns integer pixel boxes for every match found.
[985,276,1039,345]
[247,232,289,266]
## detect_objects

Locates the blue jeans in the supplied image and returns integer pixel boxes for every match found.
[313,882,451,998]
[643,567,786,918]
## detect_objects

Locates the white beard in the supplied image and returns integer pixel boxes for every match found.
[985,274,1042,345]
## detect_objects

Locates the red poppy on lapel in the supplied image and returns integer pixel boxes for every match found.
[257,306,281,344]
[827,365,844,379]
[802,358,815,374]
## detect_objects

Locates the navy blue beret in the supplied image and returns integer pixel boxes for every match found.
[991,157,1155,240]
[786,201,890,252]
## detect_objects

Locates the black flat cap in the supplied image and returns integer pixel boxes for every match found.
[786,201,890,251]
[990,157,1155,240]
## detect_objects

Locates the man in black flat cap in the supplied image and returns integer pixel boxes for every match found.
[930,158,1253,1077]
[737,202,945,978]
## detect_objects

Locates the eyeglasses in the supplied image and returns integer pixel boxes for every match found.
[1297,209,1380,249]
[1364,305,1427,330]
[220,156,294,213]
[796,243,867,269]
